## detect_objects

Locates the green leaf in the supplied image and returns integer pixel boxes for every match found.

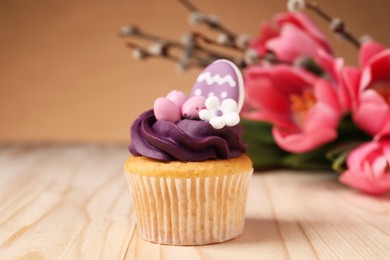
[241,119,288,169]
[246,141,287,170]
[337,114,370,141]
[241,119,275,144]
[281,146,332,171]
[296,57,325,77]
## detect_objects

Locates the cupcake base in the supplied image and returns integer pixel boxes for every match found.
[125,155,253,245]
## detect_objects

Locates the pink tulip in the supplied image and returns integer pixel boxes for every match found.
[315,50,352,113]
[251,12,332,62]
[347,41,390,136]
[339,139,390,195]
[243,65,342,153]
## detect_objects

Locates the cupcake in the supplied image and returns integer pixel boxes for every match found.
[125,59,253,245]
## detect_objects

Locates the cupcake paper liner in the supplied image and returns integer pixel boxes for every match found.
[126,170,253,245]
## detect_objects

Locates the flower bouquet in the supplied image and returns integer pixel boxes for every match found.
[120,0,390,195]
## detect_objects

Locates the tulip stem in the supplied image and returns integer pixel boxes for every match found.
[305,1,360,48]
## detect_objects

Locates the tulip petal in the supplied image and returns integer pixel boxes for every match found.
[272,126,337,153]
[271,65,317,94]
[244,67,293,125]
[339,169,390,195]
[251,21,279,55]
[372,156,387,178]
[363,49,390,84]
[340,140,390,195]
[304,104,339,133]
[267,24,325,62]
[342,67,361,108]
[275,12,332,54]
[315,50,351,112]
[346,142,379,170]
[353,89,390,135]
[376,121,390,140]
[314,79,341,113]
[359,41,386,67]
[315,49,343,82]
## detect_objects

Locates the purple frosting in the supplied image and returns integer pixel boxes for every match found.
[129,110,247,162]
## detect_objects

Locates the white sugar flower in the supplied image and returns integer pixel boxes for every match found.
[199,96,240,129]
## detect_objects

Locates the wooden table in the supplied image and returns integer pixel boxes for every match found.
[1,144,389,259]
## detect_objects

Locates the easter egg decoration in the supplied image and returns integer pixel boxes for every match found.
[181,96,206,119]
[153,97,181,123]
[190,59,244,113]
[166,90,187,108]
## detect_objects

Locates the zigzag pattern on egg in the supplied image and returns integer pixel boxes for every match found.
[196,72,237,87]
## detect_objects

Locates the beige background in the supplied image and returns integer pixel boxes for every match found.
[1,0,389,143]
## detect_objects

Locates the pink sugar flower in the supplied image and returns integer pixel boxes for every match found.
[251,12,332,62]
[339,139,390,195]
[243,65,343,153]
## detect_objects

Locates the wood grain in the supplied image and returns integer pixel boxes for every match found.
[0,145,389,259]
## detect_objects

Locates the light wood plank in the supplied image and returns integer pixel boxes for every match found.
[1,145,390,259]
[0,144,134,259]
